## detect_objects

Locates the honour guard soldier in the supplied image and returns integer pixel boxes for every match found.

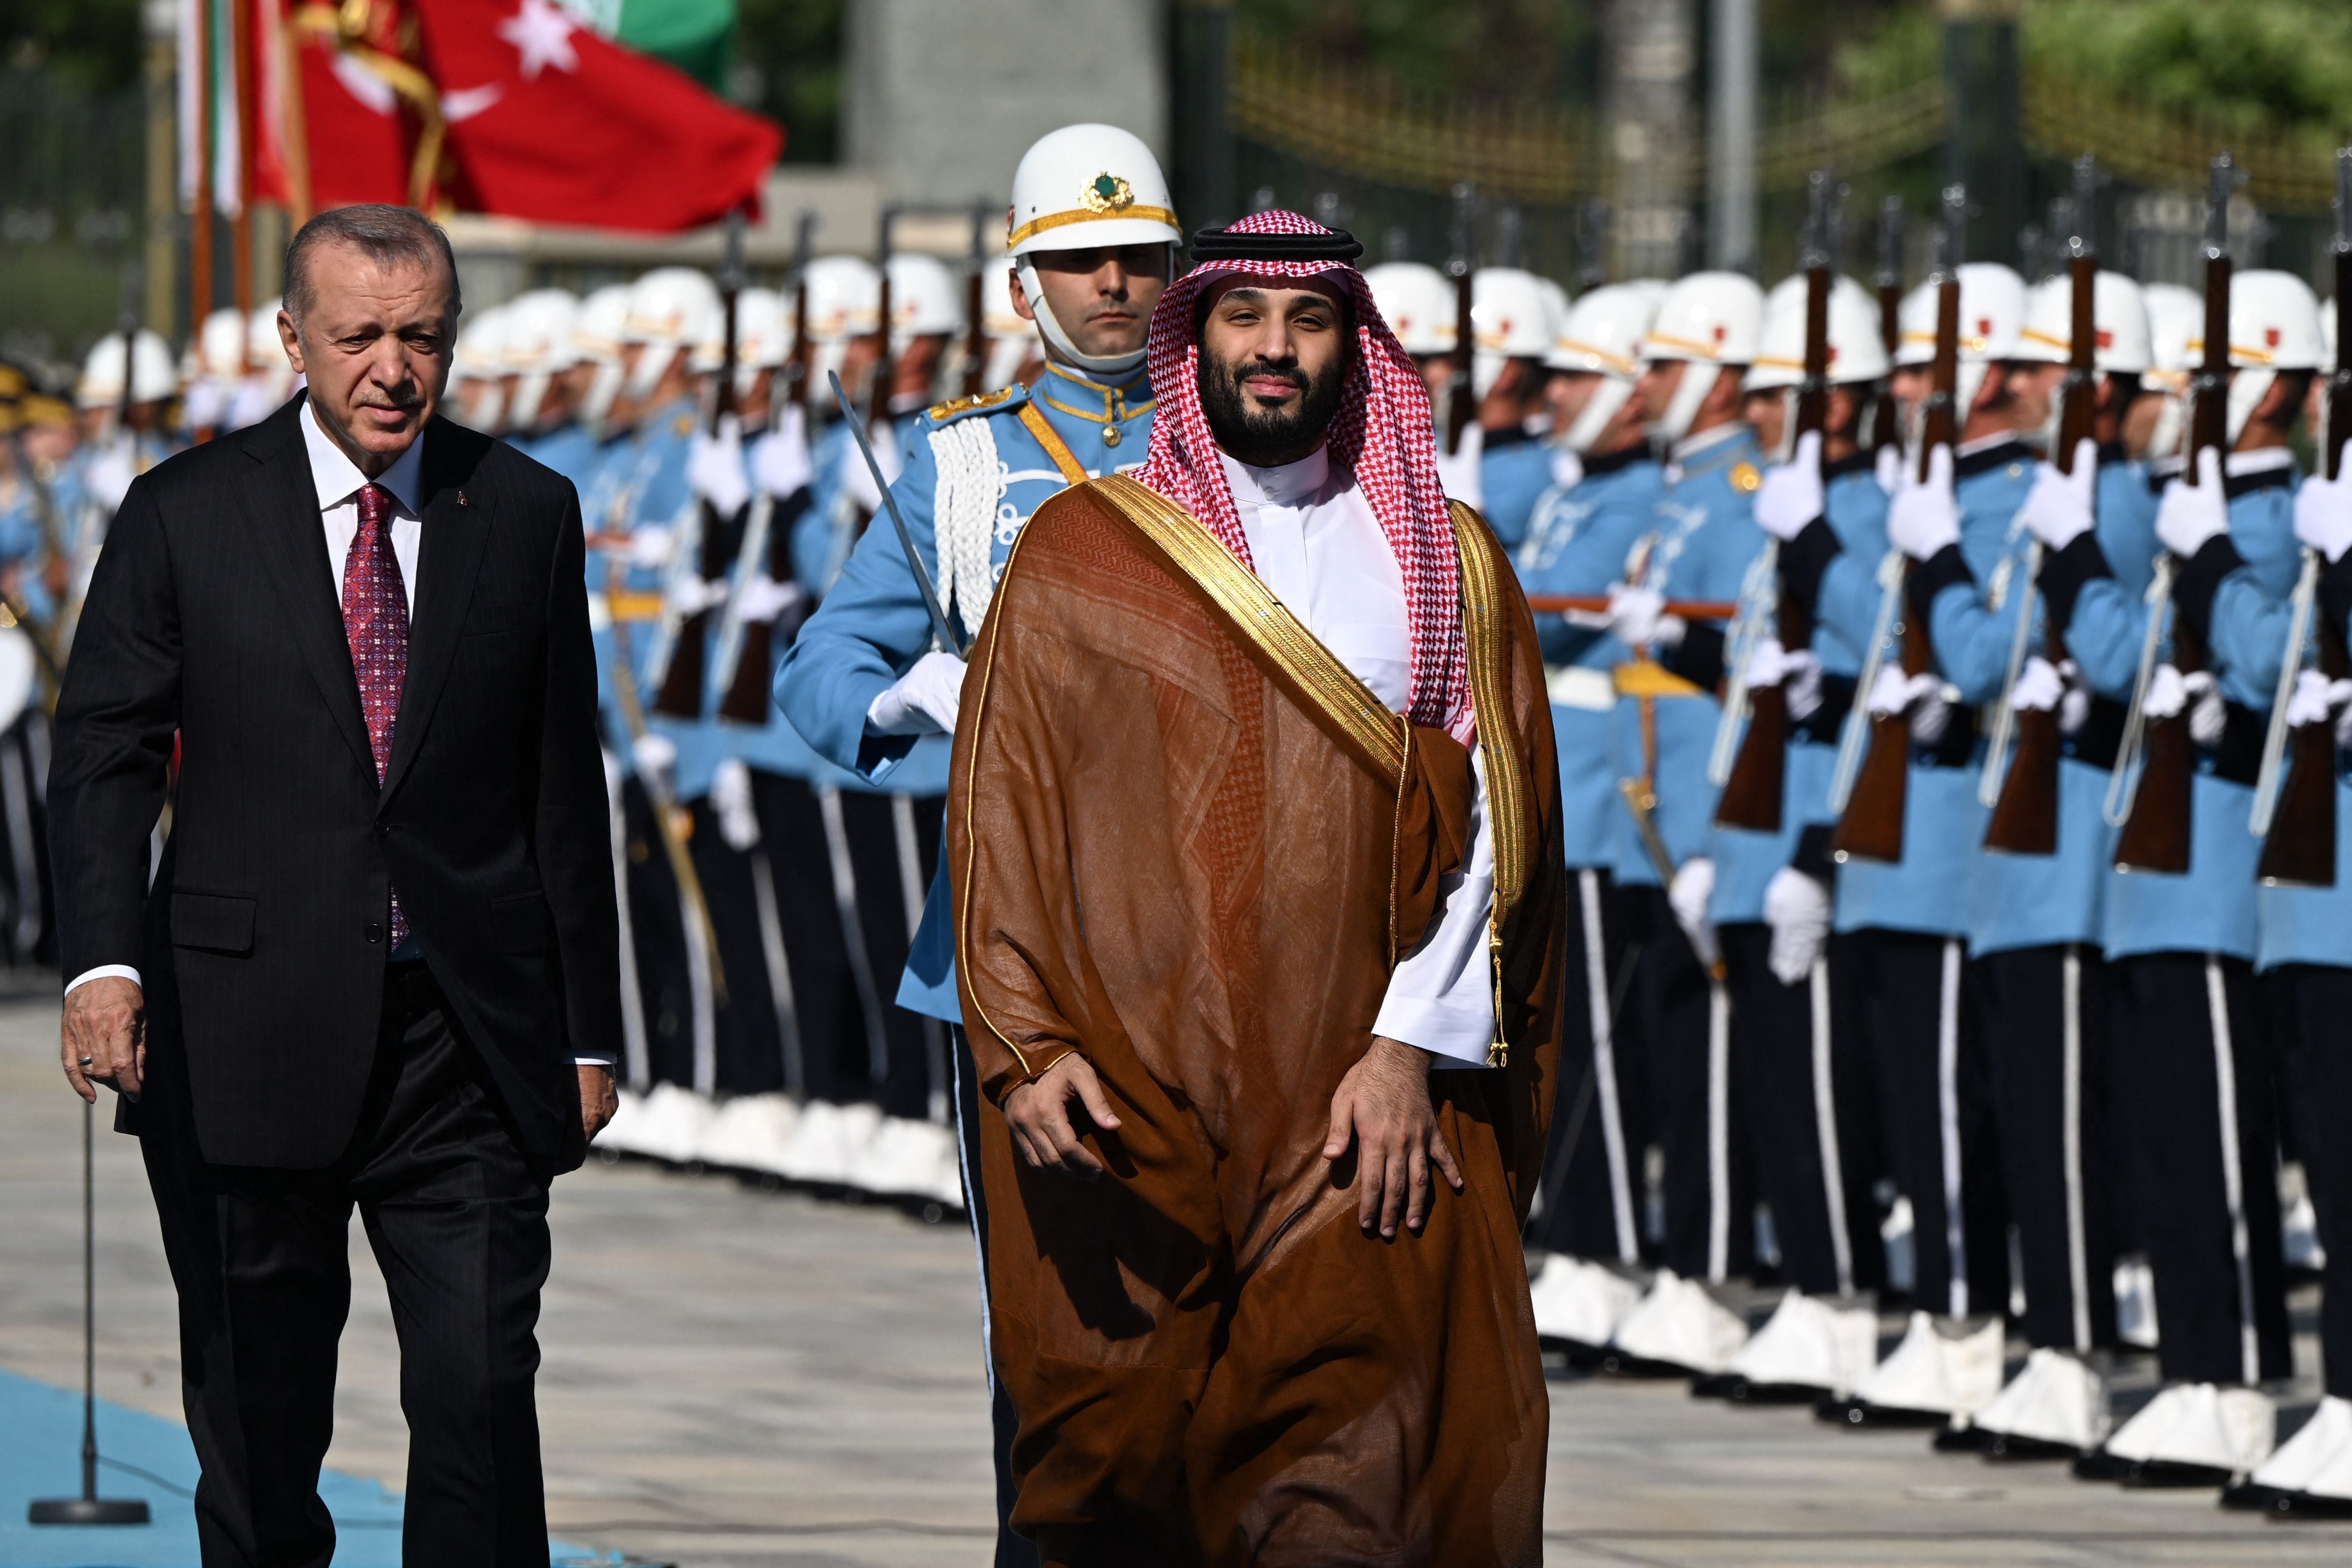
[1518,282,1668,1354]
[1364,259,1483,502]
[1700,269,1898,1402]
[1599,269,1770,1377]
[774,121,1178,1568]
[791,255,885,594]
[2067,270,2318,1484]
[1469,265,1566,546]
[180,307,249,441]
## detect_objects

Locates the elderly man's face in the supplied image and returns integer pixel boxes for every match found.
[1196,277,1351,467]
[278,242,454,472]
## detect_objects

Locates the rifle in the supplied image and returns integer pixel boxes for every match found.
[652,209,746,719]
[1871,196,1905,457]
[2112,154,2241,876]
[1527,594,1738,620]
[715,218,820,727]
[1833,184,1965,863]
[2253,146,2352,887]
[1985,156,2103,856]
[786,209,816,417]
[960,198,991,398]
[1443,182,1477,456]
[867,203,898,432]
[1716,169,1837,834]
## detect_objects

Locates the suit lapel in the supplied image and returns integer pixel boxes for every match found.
[379,418,491,805]
[239,400,375,777]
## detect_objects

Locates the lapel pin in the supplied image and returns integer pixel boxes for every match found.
[456,490,472,508]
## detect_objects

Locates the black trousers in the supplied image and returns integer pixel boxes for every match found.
[2273,963,2352,1398]
[1618,883,1753,1282]
[141,965,553,1568]
[1976,943,2119,1353]
[2111,952,2292,1385]
[950,1026,1041,1568]
[1720,923,1884,1298]
[1530,866,1649,1265]
[1845,928,2008,1320]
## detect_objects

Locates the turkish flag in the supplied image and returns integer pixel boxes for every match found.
[409,0,782,231]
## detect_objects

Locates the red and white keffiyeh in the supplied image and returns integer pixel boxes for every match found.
[1134,209,1469,737]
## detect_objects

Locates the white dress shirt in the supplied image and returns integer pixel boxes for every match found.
[1218,448,1499,1069]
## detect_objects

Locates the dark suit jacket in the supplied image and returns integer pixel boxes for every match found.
[49,395,620,1170]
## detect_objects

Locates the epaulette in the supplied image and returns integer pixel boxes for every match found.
[925,384,1025,425]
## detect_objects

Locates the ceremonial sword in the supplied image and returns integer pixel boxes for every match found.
[828,371,968,658]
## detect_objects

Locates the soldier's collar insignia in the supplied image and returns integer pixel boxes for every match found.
[1082,173,1135,214]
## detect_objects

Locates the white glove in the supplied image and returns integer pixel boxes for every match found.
[1874,443,1905,495]
[1754,431,1825,541]
[2155,447,2230,558]
[2010,654,2065,713]
[753,407,814,499]
[182,379,228,433]
[710,757,761,852]
[1867,665,1952,745]
[687,414,751,517]
[2017,440,2098,551]
[2285,668,2352,730]
[1762,866,1831,987]
[1548,446,1584,492]
[85,442,137,516]
[2294,447,2352,563]
[1668,856,1719,971]
[1606,583,1667,649]
[664,572,728,617]
[1743,636,1792,688]
[735,573,804,625]
[865,649,968,737]
[2187,670,2226,746]
[1887,444,1960,560]
[2057,659,2091,736]
[626,524,675,571]
[2142,663,2188,720]
[630,731,678,783]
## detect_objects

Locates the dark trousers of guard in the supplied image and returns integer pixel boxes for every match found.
[139,963,552,1568]
[1619,883,1754,1282]
[1976,943,2120,1353]
[2112,952,2292,1386]
[1530,866,1650,1266]
[2273,963,2352,1399]
[1842,928,2009,1319]
[1720,924,1885,1299]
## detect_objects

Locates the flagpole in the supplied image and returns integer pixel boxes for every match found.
[230,0,254,314]
[189,0,213,331]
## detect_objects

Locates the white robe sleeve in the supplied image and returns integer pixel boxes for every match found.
[1371,744,1499,1069]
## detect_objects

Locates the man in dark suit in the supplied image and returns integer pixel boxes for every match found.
[50,203,620,1568]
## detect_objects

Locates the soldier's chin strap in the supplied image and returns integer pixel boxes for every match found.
[1562,375,1635,455]
[1017,257,1149,378]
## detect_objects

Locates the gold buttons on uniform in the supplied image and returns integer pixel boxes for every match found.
[1730,461,1762,493]
[1102,426,1121,447]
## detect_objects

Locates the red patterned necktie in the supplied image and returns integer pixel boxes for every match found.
[344,482,410,947]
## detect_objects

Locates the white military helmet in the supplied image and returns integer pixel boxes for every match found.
[1745,274,1891,391]
[2014,270,2153,375]
[1643,271,1764,443]
[884,253,966,349]
[801,256,881,343]
[1894,262,2028,414]
[451,306,512,434]
[974,262,1040,388]
[1363,261,1455,357]
[198,308,247,381]
[2193,269,2324,446]
[2139,282,2202,464]
[575,283,635,433]
[1547,283,1659,455]
[78,330,178,408]
[248,299,290,374]
[1469,266,1558,399]
[504,289,580,431]
[721,286,793,408]
[1007,123,1178,377]
[624,267,721,398]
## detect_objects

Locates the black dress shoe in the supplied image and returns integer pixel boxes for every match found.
[2265,1489,2352,1519]
[1732,1379,1829,1406]
[2072,1449,2134,1482]
[1980,1431,2080,1463]
[2120,1457,2234,1489]
[1815,1396,1948,1429]
[1691,1372,1746,1401]
[2219,1479,2295,1513]
[1932,1423,1995,1454]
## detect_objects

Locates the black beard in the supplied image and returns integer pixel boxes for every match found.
[1197,345,1346,467]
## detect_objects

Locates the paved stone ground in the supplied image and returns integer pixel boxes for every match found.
[4,989,2348,1566]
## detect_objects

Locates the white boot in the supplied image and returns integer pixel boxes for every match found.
[617,1082,717,1164]
[1715,1290,1879,1400]
[1828,1312,2004,1427]
[697,1092,801,1175]
[1529,1254,1644,1350]
[2225,1396,2352,1511]
[1606,1269,1750,1375]
[2081,1382,2274,1486]
[1970,1348,2109,1457]
[778,1099,883,1185]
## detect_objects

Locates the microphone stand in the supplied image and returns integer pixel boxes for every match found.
[28,1098,150,1526]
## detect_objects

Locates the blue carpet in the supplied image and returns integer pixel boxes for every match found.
[0,1367,617,1567]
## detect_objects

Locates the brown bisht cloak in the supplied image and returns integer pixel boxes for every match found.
[949,472,1567,1568]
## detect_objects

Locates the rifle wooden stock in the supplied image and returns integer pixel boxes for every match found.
[718,492,807,726]
[2257,216,2352,886]
[1444,264,1475,456]
[1985,243,2100,855]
